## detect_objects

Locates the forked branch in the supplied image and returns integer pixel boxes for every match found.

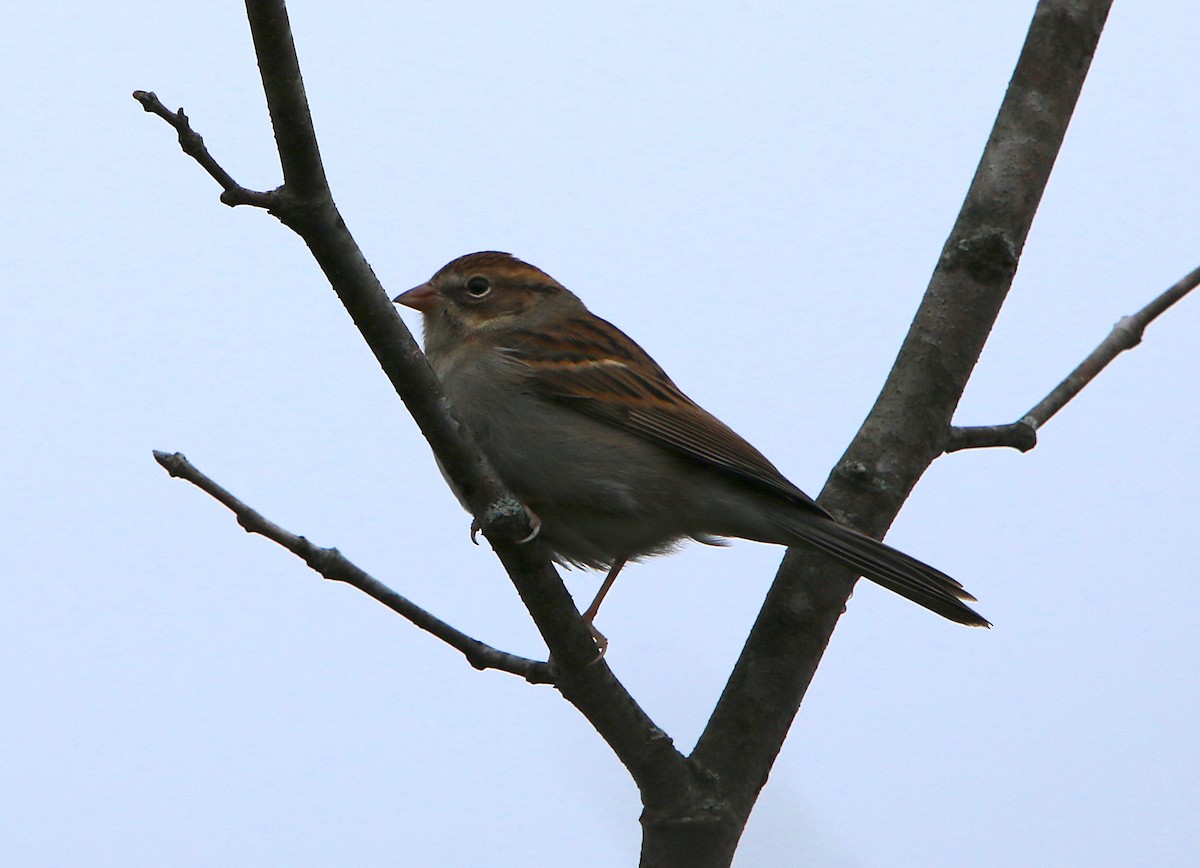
[133,90,276,209]
[136,1,1175,866]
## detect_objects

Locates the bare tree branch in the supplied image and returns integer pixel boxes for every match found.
[686,2,1114,863]
[132,90,276,209]
[946,263,1200,452]
[137,0,1191,864]
[138,0,695,811]
[152,450,553,684]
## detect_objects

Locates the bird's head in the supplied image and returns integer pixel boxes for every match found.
[396,252,584,352]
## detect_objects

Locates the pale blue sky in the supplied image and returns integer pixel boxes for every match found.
[3,2,1197,865]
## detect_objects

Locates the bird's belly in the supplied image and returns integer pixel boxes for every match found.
[455,398,696,564]
[440,364,778,568]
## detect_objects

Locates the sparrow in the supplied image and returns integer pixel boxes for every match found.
[396,251,988,645]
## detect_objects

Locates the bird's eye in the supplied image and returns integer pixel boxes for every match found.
[465,275,491,298]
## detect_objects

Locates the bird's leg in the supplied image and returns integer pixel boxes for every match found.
[580,558,626,658]
[582,558,626,624]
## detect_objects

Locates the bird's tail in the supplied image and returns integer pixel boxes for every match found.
[768,512,990,627]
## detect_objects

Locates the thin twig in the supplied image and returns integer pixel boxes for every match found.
[132,90,277,209]
[946,263,1200,453]
[945,422,1038,453]
[153,450,553,684]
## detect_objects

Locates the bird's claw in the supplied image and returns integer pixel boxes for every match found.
[469,505,540,544]
[516,507,542,544]
[587,623,609,663]
[545,622,608,674]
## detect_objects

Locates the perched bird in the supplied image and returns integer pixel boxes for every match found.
[396,252,988,646]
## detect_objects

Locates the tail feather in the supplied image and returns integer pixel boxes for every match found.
[769,513,990,627]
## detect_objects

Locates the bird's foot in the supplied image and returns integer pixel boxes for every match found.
[469,504,540,544]
[587,623,609,663]
[516,506,541,544]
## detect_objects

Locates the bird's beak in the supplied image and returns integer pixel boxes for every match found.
[394,282,441,312]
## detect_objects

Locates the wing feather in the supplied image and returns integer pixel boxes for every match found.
[498,314,828,517]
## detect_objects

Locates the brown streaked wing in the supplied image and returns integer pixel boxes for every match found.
[499,314,828,516]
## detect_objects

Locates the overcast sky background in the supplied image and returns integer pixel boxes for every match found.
[3,2,1198,865]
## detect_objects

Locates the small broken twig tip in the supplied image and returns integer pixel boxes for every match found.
[153,449,188,476]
